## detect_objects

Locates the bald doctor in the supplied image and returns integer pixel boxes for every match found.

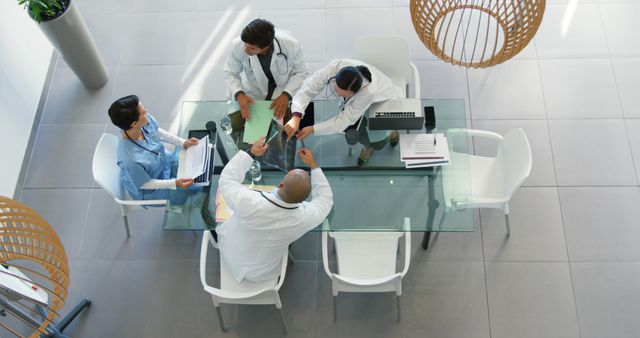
[216,138,333,282]
[224,18,310,120]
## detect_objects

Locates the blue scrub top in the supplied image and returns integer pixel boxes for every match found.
[117,114,172,200]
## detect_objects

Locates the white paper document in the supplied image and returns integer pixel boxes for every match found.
[178,135,209,178]
[399,133,450,168]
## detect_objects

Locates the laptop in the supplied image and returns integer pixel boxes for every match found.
[367,98,424,130]
[177,130,215,187]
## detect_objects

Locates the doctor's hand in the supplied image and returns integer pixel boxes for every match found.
[298,148,318,169]
[237,93,254,120]
[270,94,289,119]
[250,137,269,157]
[182,137,199,149]
[296,126,314,141]
[284,116,301,140]
[175,178,194,189]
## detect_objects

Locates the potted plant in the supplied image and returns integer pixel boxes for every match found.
[18,0,108,89]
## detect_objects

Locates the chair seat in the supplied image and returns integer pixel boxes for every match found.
[219,258,278,293]
[443,151,504,209]
[331,232,402,280]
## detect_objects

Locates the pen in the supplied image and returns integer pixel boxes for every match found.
[301,140,306,148]
[433,133,437,146]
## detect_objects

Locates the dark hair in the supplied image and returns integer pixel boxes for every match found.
[335,65,372,93]
[108,95,140,130]
[241,19,275,49]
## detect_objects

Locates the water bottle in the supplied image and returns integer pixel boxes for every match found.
[219,116,232,135]
[249,160,262,182]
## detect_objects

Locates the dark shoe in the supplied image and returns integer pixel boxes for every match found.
[389,130,399,147]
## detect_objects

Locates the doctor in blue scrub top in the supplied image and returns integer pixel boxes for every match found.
[108,95,199,207]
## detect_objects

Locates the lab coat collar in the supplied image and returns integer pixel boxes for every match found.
[257,188,299,209]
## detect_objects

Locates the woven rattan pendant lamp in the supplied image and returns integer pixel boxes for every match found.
[0,196,90,338]
[410,0,546,68]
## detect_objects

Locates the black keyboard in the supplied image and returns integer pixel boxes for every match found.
[200,193,215,227]
[374,111,416,118]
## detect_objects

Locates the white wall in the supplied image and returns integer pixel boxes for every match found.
[0,2,54,197]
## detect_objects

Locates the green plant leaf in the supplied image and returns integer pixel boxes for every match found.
[17,0,66,22]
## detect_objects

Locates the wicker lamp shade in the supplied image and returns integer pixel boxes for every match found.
[410,0,546,68]
[0,196,69,338]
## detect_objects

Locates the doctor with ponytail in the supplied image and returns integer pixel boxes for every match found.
[284,59,403,165]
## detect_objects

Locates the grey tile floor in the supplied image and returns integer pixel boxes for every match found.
[16,0,640,337]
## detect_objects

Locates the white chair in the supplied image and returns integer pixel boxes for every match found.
[321,218,411,322]
[92,133,167,237]
[353,34,421,98]
[440,128,532,235]
[199,231,289,333]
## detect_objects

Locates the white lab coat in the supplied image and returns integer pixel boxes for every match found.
[216,151,333,282]
[291,58,404,136]
[224,30,310,100]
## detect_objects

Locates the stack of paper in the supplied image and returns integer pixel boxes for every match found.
[399,133,450,168]
[215,184,275,222]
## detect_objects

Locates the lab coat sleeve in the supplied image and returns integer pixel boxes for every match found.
[312,92,374,136]
[218,151,261,217]
[157,128,186,147]
[290,60,341,114]
[282,41,310,97]
[223,40,245,99]
[141,179,176,190]
[300,168,333,228]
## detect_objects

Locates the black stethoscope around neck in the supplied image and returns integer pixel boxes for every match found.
[258,191,298,210]
[124,127,160,156]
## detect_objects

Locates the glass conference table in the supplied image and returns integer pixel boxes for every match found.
[163,99,473,249]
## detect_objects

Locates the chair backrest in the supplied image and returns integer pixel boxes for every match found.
[496,128,532,198]
[321,218,411,293]
[92,133,125,201]
[331,231,402,279]
[353,34,412,90]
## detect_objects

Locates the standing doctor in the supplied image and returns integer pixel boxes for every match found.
[224,18,310,120]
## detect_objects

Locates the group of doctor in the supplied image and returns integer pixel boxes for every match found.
[225,18,403,163]
[108,18,404,282]
[219,18,407,282]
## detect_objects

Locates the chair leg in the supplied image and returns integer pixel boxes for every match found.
[333,295,338,322]
[504,214,511,237]
[397,295,401,322]
[277,307,288,334]
[122,215,131,238]
[215,305,226,332]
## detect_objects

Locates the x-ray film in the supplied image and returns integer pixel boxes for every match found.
[262,119,297,172]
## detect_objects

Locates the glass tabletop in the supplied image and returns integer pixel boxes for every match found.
[163,99,473,232]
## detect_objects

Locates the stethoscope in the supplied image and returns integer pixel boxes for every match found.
[326,76,370,112]
[124,126,160,156]
[257,191,298,210]
[273,37,289,75]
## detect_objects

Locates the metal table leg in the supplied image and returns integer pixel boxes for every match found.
[422,168,440,250]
